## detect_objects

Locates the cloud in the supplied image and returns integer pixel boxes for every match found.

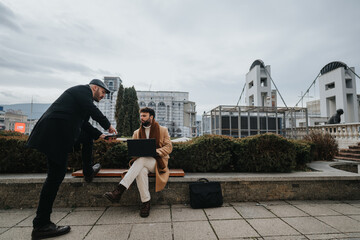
[0,0,359,115]
[0,2,22,32]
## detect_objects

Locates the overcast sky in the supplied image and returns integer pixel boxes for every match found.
[1,0,359,114]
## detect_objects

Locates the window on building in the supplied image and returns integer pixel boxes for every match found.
[249,81,254,89]
[346,79,353,88]
[260,78,267,87]
[325,82,335,90]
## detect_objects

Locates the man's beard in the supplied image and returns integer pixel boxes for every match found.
[141,120,151,127]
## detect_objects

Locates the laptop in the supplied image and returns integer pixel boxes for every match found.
[127,139,156,157]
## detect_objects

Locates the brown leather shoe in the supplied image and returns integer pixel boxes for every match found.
[103,184,126,203]
[140,201,151,218]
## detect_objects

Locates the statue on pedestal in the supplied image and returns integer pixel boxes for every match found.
[327,109,344,124]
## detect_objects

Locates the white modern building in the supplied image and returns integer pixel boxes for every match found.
[91,77,122,130]
[246,59,277,107]
[319,61,358,123]
[137,91,197,137]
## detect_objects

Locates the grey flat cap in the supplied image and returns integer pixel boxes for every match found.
[89,79,110,93]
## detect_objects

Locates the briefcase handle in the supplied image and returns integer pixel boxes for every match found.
[197,178,209,183]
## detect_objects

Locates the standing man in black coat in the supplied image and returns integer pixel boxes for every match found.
[27,79,116,240]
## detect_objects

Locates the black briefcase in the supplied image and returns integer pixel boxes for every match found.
[189,178,223,209]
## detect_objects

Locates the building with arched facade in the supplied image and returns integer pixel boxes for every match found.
[137,91,197,137]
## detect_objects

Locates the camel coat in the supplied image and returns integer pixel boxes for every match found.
[132,126,172,192]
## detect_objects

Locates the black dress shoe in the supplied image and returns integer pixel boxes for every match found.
[32,222,70,240]
[84,163,101,183]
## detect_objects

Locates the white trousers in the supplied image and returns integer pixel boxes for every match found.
[120,157,156,203]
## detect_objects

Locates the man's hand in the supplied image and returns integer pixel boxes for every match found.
[99,134,106,139]
[108,125,117,134]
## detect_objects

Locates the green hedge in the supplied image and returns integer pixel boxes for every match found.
[0,131,327,173]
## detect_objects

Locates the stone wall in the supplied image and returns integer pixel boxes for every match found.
[1,177,360,209]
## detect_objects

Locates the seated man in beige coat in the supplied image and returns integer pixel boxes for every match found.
[103,107,172,217]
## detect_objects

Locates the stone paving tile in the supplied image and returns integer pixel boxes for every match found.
[204,207,242,220]
[84,224,131,240]
[129,223,172,240]
[171,207,207,222]
[151,204,171,209]
[305,233,348,239]
[248,218,299,236]
[282,217,339,234]
[73,207,106,212]
[317,215,360,232]
[257,201,290,206]
[0,211,34,227]
[173,221,217,240]
[0,227,32,240]
[50,226,92,240]
[345,232,360,238]
[97,206,171,224]
[266,205,308,217]
[234,205,276,219]
[323,203,360,215]
[171,204,190,208]
[0,208,35,213]
[343,200,360,205]
[17,211,70,227]
[230,201,259,207]
[286,200,314,205]
[293,204,341,216]
[263,236,307,240]
[58,210,104,226]
[311,200,342,204]
[0,228,7,234]
[348,214,360,222]
[211,219,259,239]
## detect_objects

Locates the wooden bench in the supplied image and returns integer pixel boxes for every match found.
[72,169,185,178]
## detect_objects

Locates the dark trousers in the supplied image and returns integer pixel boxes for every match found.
[33,131,95,228]
[77,130,95,177]
[33,153,68,228]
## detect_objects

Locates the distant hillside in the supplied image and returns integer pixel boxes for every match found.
[1,103,204,122]
[2,103,51,119]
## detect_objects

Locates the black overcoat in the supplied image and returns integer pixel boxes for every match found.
[27,85,110,157]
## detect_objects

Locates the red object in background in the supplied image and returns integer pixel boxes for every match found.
[14,122,26,133]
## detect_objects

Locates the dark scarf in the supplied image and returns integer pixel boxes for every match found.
[138,120,165,170]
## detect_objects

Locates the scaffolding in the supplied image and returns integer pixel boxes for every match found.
[202,105,308,139]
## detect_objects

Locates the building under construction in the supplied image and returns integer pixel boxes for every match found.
[202,59,308,138]
[202,105,308,138]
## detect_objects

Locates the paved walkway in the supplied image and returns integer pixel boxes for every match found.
[1,200,360,240]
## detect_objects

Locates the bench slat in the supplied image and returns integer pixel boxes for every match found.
[72,169,185,177]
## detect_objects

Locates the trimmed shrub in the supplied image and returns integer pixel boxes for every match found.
[168,141,191,170]
[303,132,338,161]
[233,133,296,172]
[290,140,315,169]
[0,133,318,173]
[68,139,127,171]
[169,135,234,172]
[0,135,47,173]
[0,130,24,137]
[101,142,131,168]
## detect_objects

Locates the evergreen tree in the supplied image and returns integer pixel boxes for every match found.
[115,83,124,134]
[120,86,140,136]
[129,86,140,133]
